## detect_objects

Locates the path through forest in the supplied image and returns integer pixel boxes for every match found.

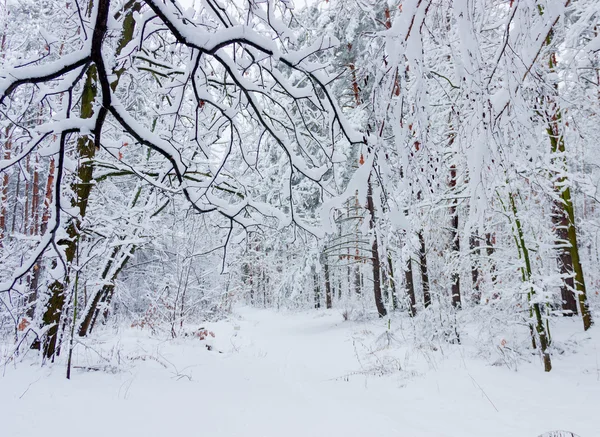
[1,308,598,436]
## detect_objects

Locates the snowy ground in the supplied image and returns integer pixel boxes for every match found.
[1,308,598,437]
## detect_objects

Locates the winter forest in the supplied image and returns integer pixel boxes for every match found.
[0,0,599,435]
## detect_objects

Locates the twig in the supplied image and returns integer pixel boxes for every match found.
[468,373,499,412]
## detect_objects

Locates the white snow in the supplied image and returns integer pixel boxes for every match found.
[1,308,598,437]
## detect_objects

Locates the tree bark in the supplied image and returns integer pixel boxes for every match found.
[39,0,142,356]
[354,266,362,295]
[366,176,386,317]
[387,253,399,311]
[419,231,431,308]
[404,254,417,317]
[450,165,461,309]
[73,1,144,338]
[0,127,10,246]
[485,233,497,285]
[88,244,137,333]
[324,260,332,309]
[313,266,321,309]
[509,193,552,372]
[541,5,591,328]
[32,155,40,235]
[40,72,99,358]
[470,234,481,304]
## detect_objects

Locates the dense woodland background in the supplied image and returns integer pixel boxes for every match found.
[1,0,600,375]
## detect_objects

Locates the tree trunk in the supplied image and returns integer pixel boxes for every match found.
[40,1,140,355]
[0,26,8,245]
[69,2,145,339]
[387,253,399,311]
[324,261,332,309]
[40,65,98,358]
[249,263,255,305]
[404,254,417,317]
[509,193,552,372]
[0,127,10,246]
[87,241,138,334]
[25,155,46,319]
[78,244,120,336]
[313,266,321,309]
[485,233,497,285]
[563,188,593,329]
[367,176,386,317]
[542,6,591,329]
[419,231,431,308]
[546,123,590,325]
[553,213,578,315]
[24,156,30,235]
[32,155,40,235]
[470,234,481,304]
[450,165,461,309]
[354,266,362,295]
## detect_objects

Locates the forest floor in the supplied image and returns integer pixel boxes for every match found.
[0,307,599,437]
